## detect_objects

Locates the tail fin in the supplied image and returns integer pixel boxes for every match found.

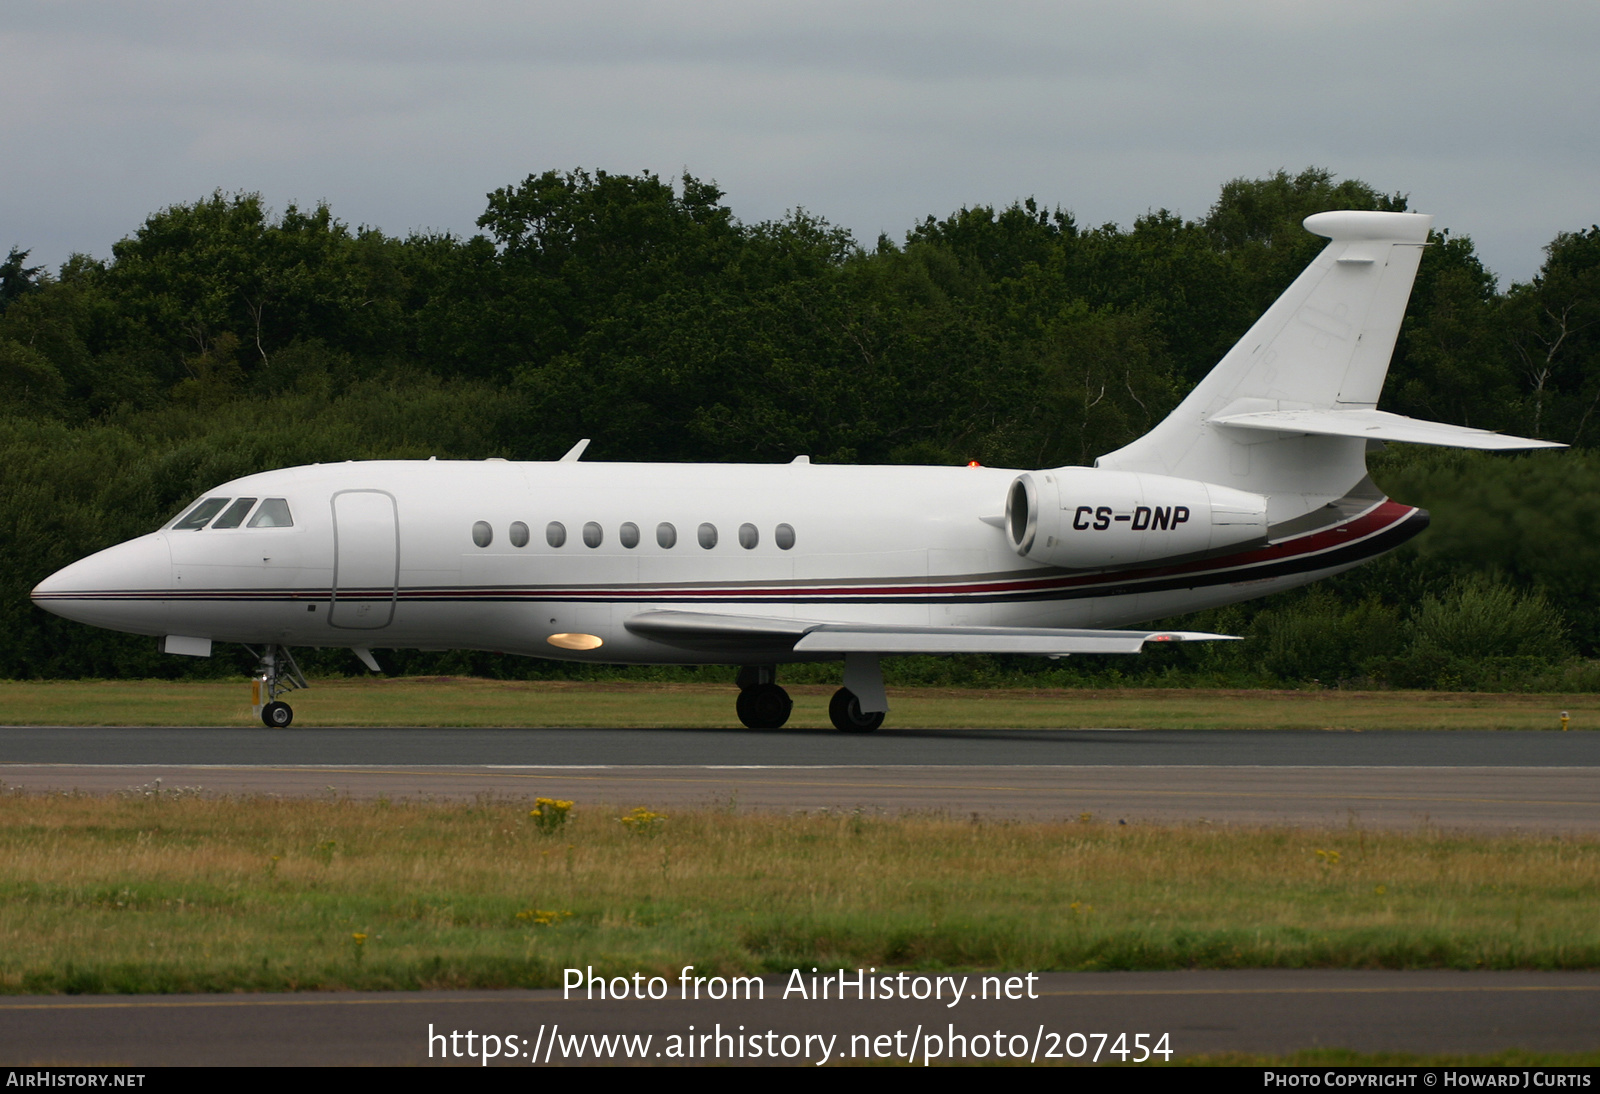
[1096,210,1434,521]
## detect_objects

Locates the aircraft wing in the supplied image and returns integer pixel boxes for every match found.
[623,610,1236,656]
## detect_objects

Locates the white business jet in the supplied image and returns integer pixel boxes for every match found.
[32,211,1560,731]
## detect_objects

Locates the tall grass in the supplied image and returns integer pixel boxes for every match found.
[1,792,1596,994]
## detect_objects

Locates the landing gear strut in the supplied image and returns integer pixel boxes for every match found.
[246,644,307,728]
[735,664,793,730]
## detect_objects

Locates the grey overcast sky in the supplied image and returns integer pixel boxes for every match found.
[3,1,1595,285]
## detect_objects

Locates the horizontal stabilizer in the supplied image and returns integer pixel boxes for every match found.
[1211,408,1564,451]
[625,610,1236,656]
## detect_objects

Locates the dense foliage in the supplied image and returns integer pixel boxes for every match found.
[2,168,1595,687]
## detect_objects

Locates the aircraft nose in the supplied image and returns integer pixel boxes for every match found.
[31,534,173,629]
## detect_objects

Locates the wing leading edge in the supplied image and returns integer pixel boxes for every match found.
[624,610,1236,656]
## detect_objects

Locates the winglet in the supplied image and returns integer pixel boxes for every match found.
[559,439,591,462]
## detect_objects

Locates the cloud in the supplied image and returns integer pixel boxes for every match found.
[2,1,1595,283]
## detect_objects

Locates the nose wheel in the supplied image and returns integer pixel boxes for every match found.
[735,665,793,730]
[246,644,307,728]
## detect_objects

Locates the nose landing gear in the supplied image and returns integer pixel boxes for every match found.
[735,664,793,730]
[246,644,307,728]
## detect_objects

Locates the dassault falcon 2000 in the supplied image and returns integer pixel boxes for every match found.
[32,210,1561,731]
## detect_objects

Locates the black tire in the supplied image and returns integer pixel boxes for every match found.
[735,683,793,730]
[261,701,293,728]
[829,687,884,733]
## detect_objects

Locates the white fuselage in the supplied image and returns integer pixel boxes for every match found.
[31,458,1421,664]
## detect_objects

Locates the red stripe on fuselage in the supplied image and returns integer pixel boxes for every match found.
[35,500,1417,604]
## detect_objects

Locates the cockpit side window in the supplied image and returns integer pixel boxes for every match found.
[173,498,231,531]
[210,498,258,530]
[247,498,294,528]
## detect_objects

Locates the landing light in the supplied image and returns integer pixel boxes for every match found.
[547,633,604,651]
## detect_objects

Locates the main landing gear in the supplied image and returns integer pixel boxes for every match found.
[829,688,885,734]
[735,665,793,730]
[246,644,307,728]
[734,655,890,733]
[831,652,888,733]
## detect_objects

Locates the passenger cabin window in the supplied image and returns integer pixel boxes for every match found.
[656,522,677,548]
[619,522,640,549]
[775,523,796,550]
[247,499,294,528]
[738,523,758,549]
[174,498,230,530]
[509,521,530,548]
[547,521,567,548]
[210,498,258,530]
[472,521,493,548]
[582,521,603,548]
[698,522,718,549]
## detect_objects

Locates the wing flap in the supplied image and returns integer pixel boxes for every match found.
[793,624,1234,655]
[625,610,1235,656]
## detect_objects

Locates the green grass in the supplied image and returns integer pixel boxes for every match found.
[0,676,1595,729]
[2,792,1597,994]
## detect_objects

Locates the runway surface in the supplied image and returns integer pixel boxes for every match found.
[4,726,1597,830]
[3,971,1597,1065]
[4,762,1596,831]
[6,724,1600,766]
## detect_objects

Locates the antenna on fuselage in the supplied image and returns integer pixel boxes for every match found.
[559,439,591,462]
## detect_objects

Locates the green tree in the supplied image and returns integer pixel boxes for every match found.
[1503,226,1600,442]
[474,170,743,382]
[1386,232,1522,432]
[0,246,45,313]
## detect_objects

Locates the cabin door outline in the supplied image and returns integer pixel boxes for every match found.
[330,489,399,629]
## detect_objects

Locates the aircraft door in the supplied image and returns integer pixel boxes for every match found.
[330,490,399,629]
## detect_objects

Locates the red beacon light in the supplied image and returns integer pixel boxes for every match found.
[967,460,982,468]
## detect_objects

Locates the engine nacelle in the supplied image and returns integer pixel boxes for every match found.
[1004,467,1268,569]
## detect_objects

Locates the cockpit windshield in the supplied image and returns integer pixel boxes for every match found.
[171,496,294,530]
[248,498,294,527]
[210,498,258,529]
[172,498,230,530]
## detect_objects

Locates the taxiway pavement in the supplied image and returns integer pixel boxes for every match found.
[3,970,1596,1065]
[2,726,1596,831]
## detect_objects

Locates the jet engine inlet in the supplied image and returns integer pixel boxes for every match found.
[1003,467,1268,569]
[1006,476,1037,553]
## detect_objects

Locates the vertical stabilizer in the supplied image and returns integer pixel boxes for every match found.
[1095,210,1433,522]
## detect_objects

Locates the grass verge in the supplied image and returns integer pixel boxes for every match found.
[0,677,1595,729]
[2,791,1597,994]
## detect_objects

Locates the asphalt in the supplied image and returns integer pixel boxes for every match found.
[5,724,1600,766]
[3,971,1597,1066]
[4,726,1597,831]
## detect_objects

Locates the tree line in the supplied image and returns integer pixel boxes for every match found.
[1,167,1596,687]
